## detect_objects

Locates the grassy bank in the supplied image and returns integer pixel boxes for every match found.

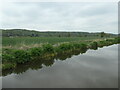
[2,37,120,70]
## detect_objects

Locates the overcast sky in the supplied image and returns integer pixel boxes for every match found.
[0,2,118,33]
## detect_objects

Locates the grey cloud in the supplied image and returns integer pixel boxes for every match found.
[0,2,118,34]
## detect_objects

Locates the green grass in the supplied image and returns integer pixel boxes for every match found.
[2,37,102,47]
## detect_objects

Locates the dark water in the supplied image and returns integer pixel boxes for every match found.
[1,44,118,88]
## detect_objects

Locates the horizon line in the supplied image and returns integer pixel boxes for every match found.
[1,28,118,34]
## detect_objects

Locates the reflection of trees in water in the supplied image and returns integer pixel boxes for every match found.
[56,49,85,61]
[2,48,89,76]
[79,48,88,54]
[43,57,55,67]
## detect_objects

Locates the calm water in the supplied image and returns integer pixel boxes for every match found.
[1,44,118,88]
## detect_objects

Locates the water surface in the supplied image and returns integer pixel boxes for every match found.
[2,44,118,88]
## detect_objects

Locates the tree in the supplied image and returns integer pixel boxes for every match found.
[68,32,71,37]
[84,35,87,37]
[100,32,105,38]
[58,34,61,37]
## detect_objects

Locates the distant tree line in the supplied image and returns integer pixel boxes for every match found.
[1,29,117,38]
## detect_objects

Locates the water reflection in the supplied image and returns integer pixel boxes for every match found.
[2,44,118,88]
[2,44,116,76]
[2,48,88,76]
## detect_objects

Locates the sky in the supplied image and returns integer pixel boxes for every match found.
[0,2,118,34]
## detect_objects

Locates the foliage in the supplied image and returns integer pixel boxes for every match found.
[114,37,120,43]
[89,42,98,50]
[2,63,16,70]
[72,43,82,49]
[56,43,74,52]
[3,29,108,37]
[13,50,31,64]
[2,54,15,63]
[42,44,54,53]
[100,32,105,38]
[2,37,120,70]
[2,48,15,54]
[29,47,43,57]
[79,43,87,50]
[98,41,108,47]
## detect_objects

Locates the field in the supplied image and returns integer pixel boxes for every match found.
[3,36,105,49]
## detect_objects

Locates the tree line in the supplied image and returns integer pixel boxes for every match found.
[2,29,117,38]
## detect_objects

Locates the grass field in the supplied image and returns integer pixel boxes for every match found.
[3,36,104,49]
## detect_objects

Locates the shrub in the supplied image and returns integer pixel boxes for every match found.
[2,48,15,54]
[29,47,43,57]
[98,41,108,47]
[106,39,113,42]
[89,42,98,50]
[2,54,15,63]
[13,50,31,64]
[79,43,87,50]
[117,37,120,43]
[57,43,74,52]
[79,44,88,54]
[43,44,54,53]
[72,43,81,49]
[114,37,120,44]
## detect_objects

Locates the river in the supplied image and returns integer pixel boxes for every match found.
[1,44,118,88]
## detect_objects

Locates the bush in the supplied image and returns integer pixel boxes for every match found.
[29,47,43,57]
[2,48,15,54]
[98,41,108,47]
[114,37,120,44]
[89,42,98,50]
[117,37,120,43]
[72,43,82,49]
[57,43,74,52]
[13,50,31,64]
[43,44,54,53]
[2,54,15,63]
[106,39,113,42]
[79,43,87,50]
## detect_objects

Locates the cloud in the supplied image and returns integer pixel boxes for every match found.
[0,2,118,33]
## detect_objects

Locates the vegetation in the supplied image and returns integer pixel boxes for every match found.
[1,29,120,70]
[2,63,16,70]
[42,44,54,53]
[56,43,74,52]
[2,29,117,37]
[89,42,98,50]
[100,32,105,38]
[2,37,120,70]
[29,47,43,57]
[3,37,104,48]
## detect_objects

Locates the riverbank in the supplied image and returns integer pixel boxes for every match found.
[2,37,120,70]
